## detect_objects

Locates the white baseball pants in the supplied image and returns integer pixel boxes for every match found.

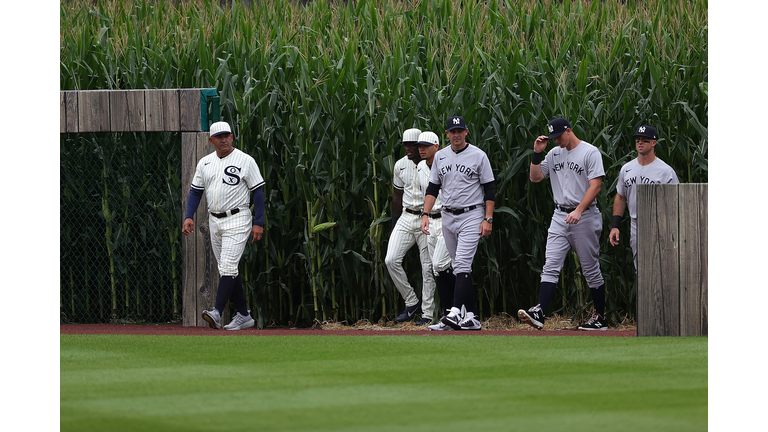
[425,217,452,276]
[208,208,251,277]
[385,212,436,319]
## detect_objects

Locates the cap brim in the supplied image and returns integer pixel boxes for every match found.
[210,131,232,137]
[417,141,437,146]
[547,131,565,140]
[446,126,466,131]
[634,133,656,139]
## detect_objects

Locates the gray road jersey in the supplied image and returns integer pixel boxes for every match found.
[428,143,494,209]
[616,157,679,220]
[540,141,604,207]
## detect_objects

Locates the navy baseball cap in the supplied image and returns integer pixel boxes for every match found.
[446,116,467,131]
[547,118,571,139]
[634,125,658,140]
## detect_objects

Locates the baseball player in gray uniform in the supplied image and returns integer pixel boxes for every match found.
[421,116,495,331]
[182,121,265,331]
[385,128,437,325]
[414,131,456,331]
[518,118,608,331]
[610,125,679,270]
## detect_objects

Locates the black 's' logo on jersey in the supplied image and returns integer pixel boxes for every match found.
[223,166,241,185]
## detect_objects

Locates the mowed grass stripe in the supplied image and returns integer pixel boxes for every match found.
[61,335,706,432]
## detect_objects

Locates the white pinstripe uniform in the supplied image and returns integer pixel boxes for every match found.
[191,148,264,277]
[416,160,452,276]
[385,154,436,320]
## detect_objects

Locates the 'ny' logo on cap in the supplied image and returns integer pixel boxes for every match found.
[453,118,461,125]
[548,124,554,133]
[638,126,646,133]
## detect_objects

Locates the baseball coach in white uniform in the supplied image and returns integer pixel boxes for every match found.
[182,121,265,331]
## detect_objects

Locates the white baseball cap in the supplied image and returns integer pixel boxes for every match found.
[209,121,233,137]
[401,128,422,143]
[416,131,439,146]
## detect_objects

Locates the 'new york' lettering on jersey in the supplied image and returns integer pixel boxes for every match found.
[540,141,604,208]
[616,157,679,220]
[191,148,265,213]
[428,144,494,209]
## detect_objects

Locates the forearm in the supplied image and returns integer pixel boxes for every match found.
[423,195,436,214]
[612,194,627,216]
[577,179,602,211]
[484,200,495,218]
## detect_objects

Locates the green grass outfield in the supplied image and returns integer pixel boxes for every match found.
[61,335,707,432]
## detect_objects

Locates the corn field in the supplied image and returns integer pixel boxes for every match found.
[60,0,708,326]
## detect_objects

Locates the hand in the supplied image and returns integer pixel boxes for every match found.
[534,135,548,153]
[252,225,264,243]
[182,218,194,236]
[420,215,430,235]
[564,209,582,225]
[609,228,620,246]
[479,220,492,238]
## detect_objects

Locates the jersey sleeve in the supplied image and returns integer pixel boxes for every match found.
[393,159,405,189]
[616,165,628,197]
[245,157,265,191]
[667,168,680,184]
[540,152,551,179]
[479,152,494,184]
[586,147,605,180]
[190,159,206,191]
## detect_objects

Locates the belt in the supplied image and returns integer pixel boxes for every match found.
[556,204,591,213]
[443,205,477,215]
[210,208,242,218]
[405,208,442,219]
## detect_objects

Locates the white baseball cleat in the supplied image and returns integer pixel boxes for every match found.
[224,312,255,331]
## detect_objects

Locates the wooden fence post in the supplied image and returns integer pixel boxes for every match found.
[637,183,708,336]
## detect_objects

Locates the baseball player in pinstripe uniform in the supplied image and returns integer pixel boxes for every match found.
[421,116,495,331]
[414,131,456,331]
[182,121,265,331]
[518,117,608,331]
[385,128,437,325]
[609,125,679,270]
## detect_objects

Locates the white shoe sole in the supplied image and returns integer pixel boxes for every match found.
[577,326,608,331]
[202,311,221,329]
[517,309,543,330]
[428,323,453,331]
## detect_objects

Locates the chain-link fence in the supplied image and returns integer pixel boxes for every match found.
[60,132,183,324]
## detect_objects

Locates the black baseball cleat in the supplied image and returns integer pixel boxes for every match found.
[578,312,608,331]
[415,317,431,326]
[518,304,545,330]
[441,306,465,330]
[395,301,422,323]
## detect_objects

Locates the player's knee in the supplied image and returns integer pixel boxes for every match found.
[384,255,398,269]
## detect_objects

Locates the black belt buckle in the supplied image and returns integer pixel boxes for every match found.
[430,213,441,219]
[445,205,476,215]
[212,208,240,218]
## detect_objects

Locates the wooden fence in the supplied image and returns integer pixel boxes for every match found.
[637,183,708,336]
[60,88,223,327]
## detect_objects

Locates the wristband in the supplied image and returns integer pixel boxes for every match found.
[531,151,543,165]
[611,215,622,230]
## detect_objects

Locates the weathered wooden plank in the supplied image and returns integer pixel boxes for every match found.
[110,90,146,132]
[162,89,180,131]
[78,90,111,132]
[637,184,680,336]
[65,92,79,133]
[181,132,199,327]
[179,89,201,131]
[679,184,708,336]
[60,92,66,133]
[145,90,164,131]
